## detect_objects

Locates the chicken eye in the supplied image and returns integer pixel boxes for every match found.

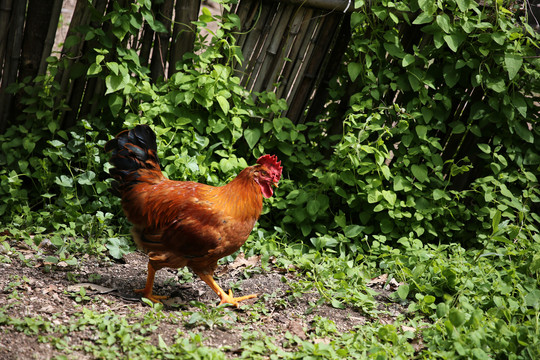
[260,170,269,177]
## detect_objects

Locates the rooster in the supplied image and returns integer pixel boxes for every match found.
[105,125,282,306]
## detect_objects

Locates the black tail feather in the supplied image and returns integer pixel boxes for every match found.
[105,125,162,197]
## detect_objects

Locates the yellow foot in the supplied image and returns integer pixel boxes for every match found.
[218,289,257,307]
[134,288,168,303]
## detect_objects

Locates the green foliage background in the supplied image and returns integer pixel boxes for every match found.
[0,0,539,357]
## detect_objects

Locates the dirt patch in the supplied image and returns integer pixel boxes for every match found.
[0,243,407,359]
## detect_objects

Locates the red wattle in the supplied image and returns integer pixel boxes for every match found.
[260,183,273,198]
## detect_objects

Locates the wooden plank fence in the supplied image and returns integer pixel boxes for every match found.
[0,0,352,132]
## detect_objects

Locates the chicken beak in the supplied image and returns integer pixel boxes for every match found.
[273,181,279,188]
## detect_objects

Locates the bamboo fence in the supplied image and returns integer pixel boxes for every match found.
[231,0,351,124]
[0,0,352,132]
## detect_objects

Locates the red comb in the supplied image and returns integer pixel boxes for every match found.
[256,154,283,174]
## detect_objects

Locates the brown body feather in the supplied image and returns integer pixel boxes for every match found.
[124,168,263,274]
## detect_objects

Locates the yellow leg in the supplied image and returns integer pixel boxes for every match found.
[198,273,257,307]
[134,262,168,303]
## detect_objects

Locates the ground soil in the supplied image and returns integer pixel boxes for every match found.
[0,241,408,360]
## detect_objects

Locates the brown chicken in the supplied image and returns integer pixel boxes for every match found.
[105,125,282,306]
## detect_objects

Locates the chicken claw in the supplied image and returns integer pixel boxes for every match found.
[134,288,168,303]
[198,273,257,307]
[218,289,257,307]
[135,262,168,303]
